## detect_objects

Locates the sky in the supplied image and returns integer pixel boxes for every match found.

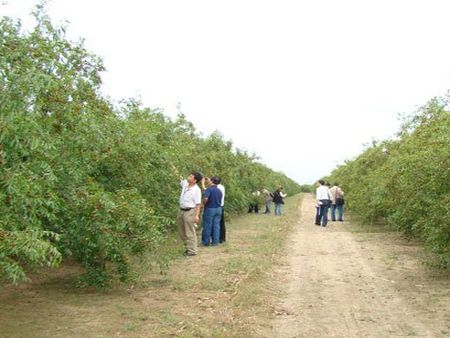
[2,0,450,184]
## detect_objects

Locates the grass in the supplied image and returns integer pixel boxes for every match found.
[0,194,303,338]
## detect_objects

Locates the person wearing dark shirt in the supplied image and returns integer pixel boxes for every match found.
[216,178,226,243]
[273,187,287,216]
[201,176,223,246]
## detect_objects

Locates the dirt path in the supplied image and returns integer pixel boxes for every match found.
[270,194,450,338]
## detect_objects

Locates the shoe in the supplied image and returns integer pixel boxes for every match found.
[315,223,320,226]
[183,251,196,257]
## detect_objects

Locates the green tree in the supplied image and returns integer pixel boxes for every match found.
[0,9,301,286]
[329,95,450,268]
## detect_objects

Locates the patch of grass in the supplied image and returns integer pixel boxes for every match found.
[0,194,303,338]
[347,214,393,234]
[223,257,255,275]
[123,321,138,332]
[387,252,399,261]
[221,195,302,335]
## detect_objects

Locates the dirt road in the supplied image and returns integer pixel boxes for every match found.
[270,194,450,337]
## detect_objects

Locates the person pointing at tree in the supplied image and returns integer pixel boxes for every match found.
[177,171,204,256]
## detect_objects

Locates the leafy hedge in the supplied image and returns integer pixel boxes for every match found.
[328,96,450,268]
[0,12,300,286]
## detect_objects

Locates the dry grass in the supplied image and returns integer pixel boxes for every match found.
[0,194,303,338]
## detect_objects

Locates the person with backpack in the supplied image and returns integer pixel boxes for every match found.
[330,182,345,222]
[272,186,287,216]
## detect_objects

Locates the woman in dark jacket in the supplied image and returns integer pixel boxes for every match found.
[272,187,287,216]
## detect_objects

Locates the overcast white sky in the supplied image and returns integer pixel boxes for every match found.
[2,0,450,184]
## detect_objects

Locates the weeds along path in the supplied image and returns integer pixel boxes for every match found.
[0,194,448,337]
[270,194,450,338]
[0,195,301,338]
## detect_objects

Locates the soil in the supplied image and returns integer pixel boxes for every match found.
[269,194,450,337]
[0,194,449,337]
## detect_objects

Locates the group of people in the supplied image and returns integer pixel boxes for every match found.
[177,172,226,257]
[176,170,291,256]
[315,180,345,227]
[177,171,344,256]
[248,187,287,216]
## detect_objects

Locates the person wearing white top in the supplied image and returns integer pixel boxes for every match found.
[177,172,203,256]
[329,183,345,222]
[217,181,226,243]
[315,179,332,226]
[248,190,261,213]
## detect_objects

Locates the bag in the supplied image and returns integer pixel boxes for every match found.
[335,197,344,206]
[272,191,284,204]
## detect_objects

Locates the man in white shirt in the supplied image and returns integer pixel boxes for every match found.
[177,172,203,256]
[315,179,332,227]
[248,190,261,213]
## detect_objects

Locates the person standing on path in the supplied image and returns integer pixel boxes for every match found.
[273,186,287,216]
[248,190,261,213]
[217,178,226,243]
[201,176,223,246]
[177,172,203,256]
[329,182,345,222]
[261,188,274,214]
[315,179,332,226]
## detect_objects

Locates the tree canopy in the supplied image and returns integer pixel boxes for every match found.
[0,11,301,286]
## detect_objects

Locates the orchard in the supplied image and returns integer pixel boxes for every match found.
[0,11,301,287]
[327,96,450,268]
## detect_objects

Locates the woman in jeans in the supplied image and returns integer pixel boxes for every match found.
[272,187,287,216]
